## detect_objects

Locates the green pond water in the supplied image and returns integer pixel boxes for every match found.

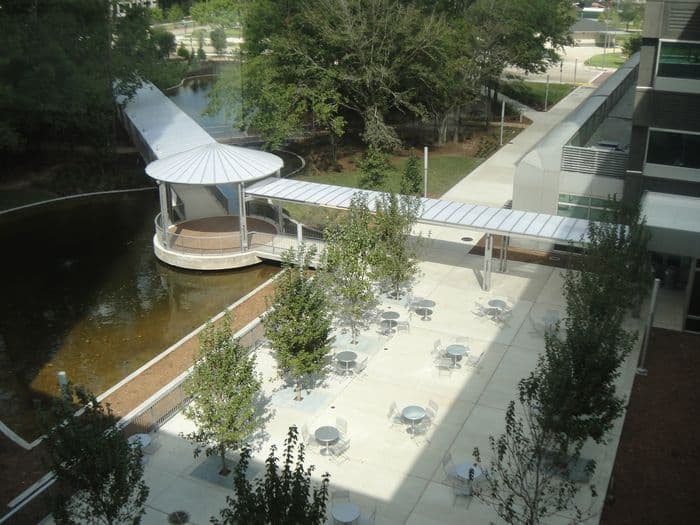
[0,190,278,440]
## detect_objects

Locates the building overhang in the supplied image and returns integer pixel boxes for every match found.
[642,191,700,258]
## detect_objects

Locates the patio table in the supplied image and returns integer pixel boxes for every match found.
[445,344,468,368]
[336,351,357,373]
[488,299,508,310]
[128,433,152,449]
[331,502,360,524]
[381,311,400,333]
[314,426,339,455]
[455,462,483,481]
[416,299,435,321]
[401,405,426,434]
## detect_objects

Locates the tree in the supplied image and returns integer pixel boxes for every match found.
[0,1,184,153]
[149,6,164,23]
[371,192,421,299]
[519,198,649,456]
[152,28,177,59]
[619,0,643,30]
[473,396,597,525]
[177,42,191,60]
[210,26,228,55]
[41,384,149,525]
[212,426,330,525]
[190,0,241,27]
[236,0,448,150]
[166,3,185,23]
[182,314,263,475]
[622,34,642,57]
[197,46,207,60]
[263,246,333,401]
[400,150,422,196]
[358,146,391,190]
[323,193,377,343]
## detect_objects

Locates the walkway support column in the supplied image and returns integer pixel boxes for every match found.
[275,169,284,232]
[499,235,510,273]
[482,233,493,291]
[239,183,248,252]
[296,222,303,248]
[158,181,171,247]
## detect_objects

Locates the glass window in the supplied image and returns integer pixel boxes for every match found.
[557,204,589,219]
[558,194,591,206]
[647,130,700,170]
[658,41,700,79]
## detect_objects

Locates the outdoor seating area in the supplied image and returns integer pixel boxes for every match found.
[136,242,641,525]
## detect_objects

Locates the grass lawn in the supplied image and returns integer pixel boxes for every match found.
[500,81,575,111]
[585,52,627,69]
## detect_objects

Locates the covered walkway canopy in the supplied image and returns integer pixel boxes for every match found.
[246,177,594,289]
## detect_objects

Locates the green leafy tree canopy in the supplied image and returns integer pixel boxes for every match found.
[183,314,263,474]
[264,245,333,400]
[41,384,149,525]
[212,426,330,525]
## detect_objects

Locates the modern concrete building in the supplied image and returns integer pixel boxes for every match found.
[514,0,700,332]
[625,0,700,331]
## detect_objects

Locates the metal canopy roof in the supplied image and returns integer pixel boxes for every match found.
[120,83,215,160]
[246,178,591,244]
[145,142,284,185]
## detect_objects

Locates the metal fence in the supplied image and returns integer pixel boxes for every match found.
[121,320,267,436]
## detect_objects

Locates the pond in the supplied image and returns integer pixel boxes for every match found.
[167,70,245,141]
[0,190,279,440]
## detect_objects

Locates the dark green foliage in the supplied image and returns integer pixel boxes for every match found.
[520,197,650,455]
[177,42,191,61]
[153,28,177,59]
[473,397,596,525]
[183,314,263,474]
[400,150,422,196]
[264,246,333,399]
[358,146,390,190]
[210,26,228,55]
[166,3,185,22]
[197,46,207,61]
[622,34,642,57]
[212,426,330,525]
[41,384,149,525]
[0,1,186,153]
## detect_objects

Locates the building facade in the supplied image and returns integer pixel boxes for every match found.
[625,0,700,331]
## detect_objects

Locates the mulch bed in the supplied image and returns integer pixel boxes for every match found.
[600,328,700,524]
[0,280,275,522]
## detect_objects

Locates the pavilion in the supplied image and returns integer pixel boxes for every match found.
[145,141,284,270]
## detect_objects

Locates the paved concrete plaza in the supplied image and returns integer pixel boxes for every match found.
[137,235,642,525]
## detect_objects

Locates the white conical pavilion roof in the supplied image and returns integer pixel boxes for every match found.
[145,142,284,185]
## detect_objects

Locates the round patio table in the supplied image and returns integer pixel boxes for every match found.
[542,311,560,332]
[488,299,508,310]
[331,502,361,524]
[445,344,468,368]
[416,299,436,321]
[128,433,151,449]
[381,311,400,333]
[401,405,426,433]
[455,462,483,481]
[314,426,339,455]
[336,351,357,373]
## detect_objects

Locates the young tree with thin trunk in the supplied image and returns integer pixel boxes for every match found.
[473,393,596,525]
[183,314,263,475]
[323,193,377,343]
[358,146,391,190]
[212,426,330,525]
[400,150,422,196]
[371,192,421,299]
[41,384,149,525]
[264,245,333,400]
